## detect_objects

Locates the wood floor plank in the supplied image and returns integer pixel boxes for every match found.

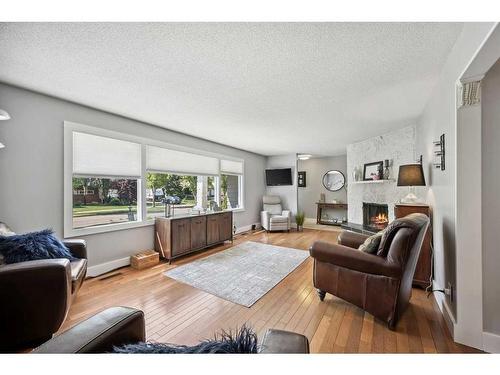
[56,228,478,354]
[358,313,374,353]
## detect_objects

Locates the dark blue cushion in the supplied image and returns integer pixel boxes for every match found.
[0,229,76,264]
[113,326,258,354]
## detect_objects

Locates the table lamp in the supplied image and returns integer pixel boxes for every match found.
[397,163,426,203]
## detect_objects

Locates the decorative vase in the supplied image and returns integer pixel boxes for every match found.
[383,159,391,180]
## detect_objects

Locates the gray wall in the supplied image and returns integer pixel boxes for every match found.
[265,154,298,218]
[482,58,500,335]
[297,156,347,219]
[0,83,266,268]
[414,23,496,319]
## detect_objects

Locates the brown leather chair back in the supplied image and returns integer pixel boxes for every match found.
[381,213,430,320]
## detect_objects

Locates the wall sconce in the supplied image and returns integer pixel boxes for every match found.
[0,108,11,149]
[433,134,445,170]
[0,109,11,121]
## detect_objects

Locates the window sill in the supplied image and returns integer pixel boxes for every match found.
[65,220,154,239]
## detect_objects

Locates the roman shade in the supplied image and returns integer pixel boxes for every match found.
[220,159,243,175]
[146,145,219,175]
[73,132,142,178]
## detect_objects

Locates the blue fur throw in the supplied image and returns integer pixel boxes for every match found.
[0,229,76,264]
[113,326,258,354]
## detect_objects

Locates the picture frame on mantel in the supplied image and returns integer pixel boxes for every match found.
[363,161,383,181]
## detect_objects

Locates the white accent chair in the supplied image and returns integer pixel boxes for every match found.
[261,195,291,232]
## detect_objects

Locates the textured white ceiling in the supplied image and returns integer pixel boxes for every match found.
[0,23,463,156]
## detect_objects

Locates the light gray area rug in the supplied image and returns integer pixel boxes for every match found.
[164,241,309,307]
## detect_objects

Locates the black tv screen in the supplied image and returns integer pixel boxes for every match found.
[266,168,293,186]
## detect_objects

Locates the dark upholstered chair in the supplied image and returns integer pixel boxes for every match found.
[0,222,88,352]
[32,306,310,354]
[309,213,429,328]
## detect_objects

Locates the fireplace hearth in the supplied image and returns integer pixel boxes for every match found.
[363,202,389,230]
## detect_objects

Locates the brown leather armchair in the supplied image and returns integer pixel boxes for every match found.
[309,213,429,328]
[0,223,88,352]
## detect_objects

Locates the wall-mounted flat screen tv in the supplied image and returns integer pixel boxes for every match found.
[266,168,293,186]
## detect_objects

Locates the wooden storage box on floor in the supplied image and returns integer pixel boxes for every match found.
[130,250,160,270]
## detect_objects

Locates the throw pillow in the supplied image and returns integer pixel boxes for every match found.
[358,230,385,254]
[0,229,76,264]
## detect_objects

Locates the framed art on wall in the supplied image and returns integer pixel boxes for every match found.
[363,161,383,180]
[298,171,306,187]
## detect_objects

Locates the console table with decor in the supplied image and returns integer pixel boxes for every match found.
[155,211,233,263]
[316,202,348,226]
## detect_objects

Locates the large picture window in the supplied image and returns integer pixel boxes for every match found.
[146,174,220,219]
[72,177,138,229]
[220,159,244,210]
[220,174,242,210]
[64,122,244,236]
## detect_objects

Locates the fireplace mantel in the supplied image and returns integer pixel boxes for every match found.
[351,179,395,185]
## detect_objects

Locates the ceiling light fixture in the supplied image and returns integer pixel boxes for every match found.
[0,109,11,120]
[298,154,312,160]
[0,142,4,149]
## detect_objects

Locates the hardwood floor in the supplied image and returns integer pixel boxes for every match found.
[63,228,477,353]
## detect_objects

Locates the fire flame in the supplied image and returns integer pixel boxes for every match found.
[372,213,388,224]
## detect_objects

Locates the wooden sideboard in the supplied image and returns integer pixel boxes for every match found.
[155,211,233,262]
[394,204,432,289]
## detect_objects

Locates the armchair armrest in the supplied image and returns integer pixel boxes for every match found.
[33,307,146,353]
[309,241,401,278]
[338,231,369,249]
[281,210,291,217]
[261,211,270,230]
[0,259,72,350]
[64,239,87,259]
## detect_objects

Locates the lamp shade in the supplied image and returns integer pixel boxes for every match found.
[397,164,426,186]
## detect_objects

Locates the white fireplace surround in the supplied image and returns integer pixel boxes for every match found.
[347,125,419,224]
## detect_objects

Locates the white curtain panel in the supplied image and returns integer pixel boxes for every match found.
[220,159,243,175]
[146,145,220,176]
[73,132,142,177]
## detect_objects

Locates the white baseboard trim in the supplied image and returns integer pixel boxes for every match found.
[441,299,456,339]
[432,283,456,338]
[483,331,500,353]
[235,222,261,234]
[87,257,130,277]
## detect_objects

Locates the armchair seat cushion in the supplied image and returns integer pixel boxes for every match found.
[269,215,289,223]
[70,259,87,293]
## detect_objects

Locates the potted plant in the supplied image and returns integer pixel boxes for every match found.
[295,211,305,232]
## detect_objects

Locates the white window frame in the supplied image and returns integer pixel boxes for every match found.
[64,121,245,238]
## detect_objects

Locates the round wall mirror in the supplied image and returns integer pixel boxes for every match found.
[322,170,345,191]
